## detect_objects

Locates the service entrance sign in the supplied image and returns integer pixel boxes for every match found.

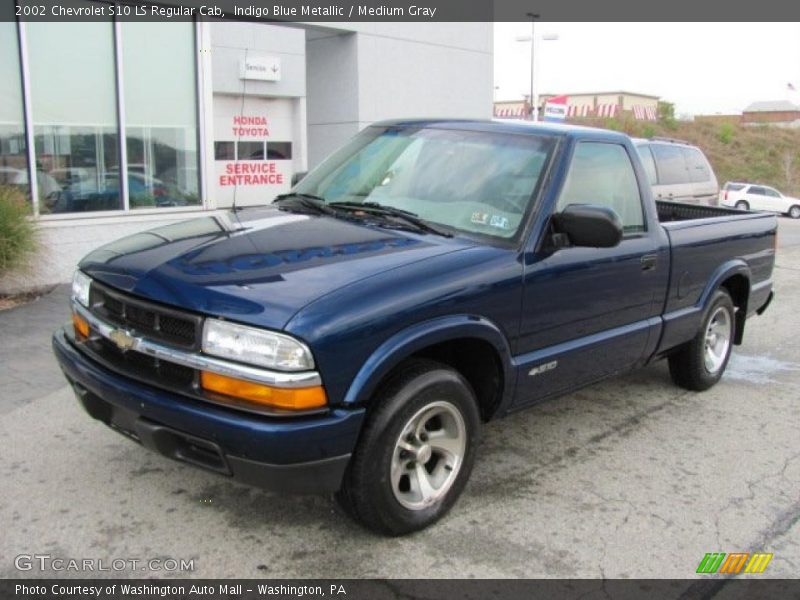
[213,95,295,207]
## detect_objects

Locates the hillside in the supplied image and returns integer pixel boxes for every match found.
[572,116,800,197]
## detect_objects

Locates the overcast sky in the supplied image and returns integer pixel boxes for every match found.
[493,22,800,116]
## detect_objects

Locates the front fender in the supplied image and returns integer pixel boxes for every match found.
[342,315,516,412]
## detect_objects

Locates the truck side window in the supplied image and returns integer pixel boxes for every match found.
[651,144,689,185]
[557,142,645,234]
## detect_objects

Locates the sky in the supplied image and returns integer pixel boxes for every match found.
[493,23,800,116]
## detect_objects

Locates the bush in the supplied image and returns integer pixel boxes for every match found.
[0,186,36,275]
[718,123,735,144]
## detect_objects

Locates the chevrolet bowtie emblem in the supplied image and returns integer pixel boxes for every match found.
[109,329,136,351]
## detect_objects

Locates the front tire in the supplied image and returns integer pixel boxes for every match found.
[337,359,480,535]
[735,200,749,211]
[668,290,735,391]
[788,205,800,219]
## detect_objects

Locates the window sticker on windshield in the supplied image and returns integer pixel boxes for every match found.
[490,215,510,230]
[470,211,489,225]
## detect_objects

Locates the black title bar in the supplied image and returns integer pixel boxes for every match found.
[5,0,800,22]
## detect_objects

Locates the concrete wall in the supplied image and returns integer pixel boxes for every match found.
[306,23,493,167]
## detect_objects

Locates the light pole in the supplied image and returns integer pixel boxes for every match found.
[515,17,559,122]
[526,13,538,120]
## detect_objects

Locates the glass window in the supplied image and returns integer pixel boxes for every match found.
[237,141,264,160]
[635,144,657,185]
[27,16,120,214]
[121,22,200,209]
[214,141,235,161]
[557,143,645,234]
[748,186,766,196]
[294,126,556,240]
[267,142,292,160]
[764,188,781,198]
[651,144,689,185]
[682,147,711,183]
[0,23,28,202]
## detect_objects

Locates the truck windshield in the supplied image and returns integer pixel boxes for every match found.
[292,126,557,240]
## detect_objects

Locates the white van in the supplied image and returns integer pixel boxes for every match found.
[634,138,719,205]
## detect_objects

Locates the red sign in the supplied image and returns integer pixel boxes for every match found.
[232,115,270,137]
[219,161,284,186]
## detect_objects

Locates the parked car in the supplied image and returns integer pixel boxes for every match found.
[719,182,800,218]
[0,166,61,200]
[634,137,719,205]
[50,172,185,212]
[54,120,776,535]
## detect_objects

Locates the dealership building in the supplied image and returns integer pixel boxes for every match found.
[0,18,492,291]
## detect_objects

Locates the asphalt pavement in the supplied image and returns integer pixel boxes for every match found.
[1,219,799,580]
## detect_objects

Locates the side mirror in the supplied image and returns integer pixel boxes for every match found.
[291,171,307,186]
[552,204,623,248]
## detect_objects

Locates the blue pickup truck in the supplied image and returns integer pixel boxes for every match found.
[53,120,776,535]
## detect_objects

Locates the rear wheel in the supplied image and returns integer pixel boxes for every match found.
[735,200,749,211]
[789,205,800,219]
[336,359,480,535]
[668,290,735,391]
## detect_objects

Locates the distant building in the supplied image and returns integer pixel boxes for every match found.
[494,91,660,120]
[741,101,800,126]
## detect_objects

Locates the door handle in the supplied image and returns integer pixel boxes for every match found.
[640,254,658,271]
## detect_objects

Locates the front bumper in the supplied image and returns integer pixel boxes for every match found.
[53,328,365,493]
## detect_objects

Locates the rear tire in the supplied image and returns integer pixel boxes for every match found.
[789,205,800,219]
[668,290,735,391]
[336,359,480,535]
[735,200,749,211]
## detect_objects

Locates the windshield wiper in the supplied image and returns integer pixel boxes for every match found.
[328,201,453,238]
[273,193,338,216]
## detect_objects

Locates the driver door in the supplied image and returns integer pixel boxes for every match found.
[513,141,668,407]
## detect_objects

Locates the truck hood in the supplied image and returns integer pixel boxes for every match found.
[79,206,470,330]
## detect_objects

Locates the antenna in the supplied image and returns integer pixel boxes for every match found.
[232,48,249,212]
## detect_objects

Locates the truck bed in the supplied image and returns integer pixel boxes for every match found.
[656,200,742,222]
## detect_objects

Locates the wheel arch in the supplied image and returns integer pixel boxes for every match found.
[342,315,515,421]
[700,260,751,345]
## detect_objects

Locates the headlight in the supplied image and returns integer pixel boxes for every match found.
[202,319,314,371]
[71,270,92,307]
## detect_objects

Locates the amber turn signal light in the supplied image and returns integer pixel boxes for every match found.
[200,371,327,411]
[72,312,90,339]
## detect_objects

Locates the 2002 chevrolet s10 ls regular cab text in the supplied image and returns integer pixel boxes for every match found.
[53,120,776,534]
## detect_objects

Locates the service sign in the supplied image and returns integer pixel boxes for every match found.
[240,56,282,81]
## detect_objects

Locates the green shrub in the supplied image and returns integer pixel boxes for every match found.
[0,186,36,275]
[718,123,735,144]
[642,124,657,139]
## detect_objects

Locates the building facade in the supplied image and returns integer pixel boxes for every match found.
[494,91,659,121]
[741,101,800,126]
[0,19,492,291]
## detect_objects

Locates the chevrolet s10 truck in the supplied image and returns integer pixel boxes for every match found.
[54,121,776,535]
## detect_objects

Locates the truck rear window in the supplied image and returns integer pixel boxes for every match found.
[293,126,557,240]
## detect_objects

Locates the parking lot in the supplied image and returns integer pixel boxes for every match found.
[1,219,799,580]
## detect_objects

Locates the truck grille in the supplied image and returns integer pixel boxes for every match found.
[84,336,198,391]
[88,282,202,350]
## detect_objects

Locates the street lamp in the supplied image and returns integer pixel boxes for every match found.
[515,16,559,122]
